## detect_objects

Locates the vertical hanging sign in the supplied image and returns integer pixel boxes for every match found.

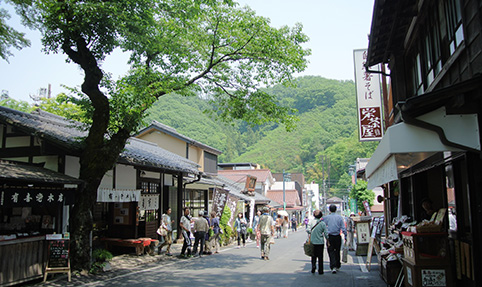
[354,49,383,141]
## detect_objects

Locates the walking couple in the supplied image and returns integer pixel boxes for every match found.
[306,205,347,274]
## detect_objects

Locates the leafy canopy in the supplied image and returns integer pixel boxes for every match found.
[349,180,375,211]
[27,0,310,133]
[0,0,31,62]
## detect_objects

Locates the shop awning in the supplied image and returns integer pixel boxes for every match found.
[366,107,480,190]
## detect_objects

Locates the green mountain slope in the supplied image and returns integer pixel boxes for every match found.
[144,76,377,196]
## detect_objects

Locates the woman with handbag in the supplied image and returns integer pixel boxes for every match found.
[306,210,328,274]
[158,207,173,256]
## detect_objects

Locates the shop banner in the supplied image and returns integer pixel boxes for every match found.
[0,188,75,207]
[212,187,229,218]
[226,196,238,228]
[139,194,159,210]
[354,49,383,141]
[97,188,140,203]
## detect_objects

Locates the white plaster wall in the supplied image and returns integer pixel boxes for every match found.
[115,164,137,189]
[33,156,59,172]
[65,155,80,178]
[5,136,30,147]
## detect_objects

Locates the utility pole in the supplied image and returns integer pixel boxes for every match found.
[283,169,286,211]
[282,170,291,211]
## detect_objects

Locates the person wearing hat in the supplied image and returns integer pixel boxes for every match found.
[257,206,275,260]
[192,210,209,257]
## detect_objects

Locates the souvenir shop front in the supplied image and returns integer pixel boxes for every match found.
[366,109,482,286]
[0,160,82,286]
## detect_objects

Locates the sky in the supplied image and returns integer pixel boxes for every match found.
[0,0,375,103]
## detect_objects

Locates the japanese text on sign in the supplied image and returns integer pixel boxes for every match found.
[353,49,383,141]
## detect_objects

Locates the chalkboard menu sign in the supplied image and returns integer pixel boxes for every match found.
[47,240,70,268]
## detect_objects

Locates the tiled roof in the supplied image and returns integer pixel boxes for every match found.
[217,169,274,183]
[266,190,301,208]
[137,121,222,155]
[0,160,84,184]
[0,106,200,175]
[214,175,271,204]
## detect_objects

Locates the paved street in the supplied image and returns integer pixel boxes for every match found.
[38,229,386,287]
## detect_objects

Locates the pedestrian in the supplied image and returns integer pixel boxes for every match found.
[307,210,328,274]
[347,213,356,251]
[275,215,282,238]
[158,207,174,256]
[192,210,209,257]
[257,206,274,260]
[291,215,297,232]
[303,216,309,229]
[209,211,221,253]
[203,211,212,255]
[323,204,347,273]
[234,212,248,248]
[282,215,289,238]
[179,207,193,258]
[253,210,261,248]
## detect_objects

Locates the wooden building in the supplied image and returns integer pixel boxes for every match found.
[365,0,482,286]
[0,107,201,285]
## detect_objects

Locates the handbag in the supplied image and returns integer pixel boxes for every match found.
[342,244,348,263]
[269,237,275,244]
[157,226,167,236]
[303,238,314,257]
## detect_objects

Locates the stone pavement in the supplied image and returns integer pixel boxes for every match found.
[34,234,387,287]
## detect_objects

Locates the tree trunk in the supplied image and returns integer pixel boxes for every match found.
[70,136,130,270]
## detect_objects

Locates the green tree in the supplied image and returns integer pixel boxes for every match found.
[13,0,309,270]
[349,180,375,212]
[36,93,85,120]
[0,1,31,62]
[0,94,32,112]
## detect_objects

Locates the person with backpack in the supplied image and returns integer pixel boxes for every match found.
[234,212,248,248]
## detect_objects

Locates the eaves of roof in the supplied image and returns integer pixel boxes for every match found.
[0,160,84,185]
[367,0,417,67]
[0,107,201,175]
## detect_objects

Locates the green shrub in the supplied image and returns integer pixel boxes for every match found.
[219,206,234,246]
[90,249,113,274]
[92,249,113,262]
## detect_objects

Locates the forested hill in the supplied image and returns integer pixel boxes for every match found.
[144,76,377,196]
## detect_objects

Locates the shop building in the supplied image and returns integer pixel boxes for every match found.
[364,0,482,286]
[0,107,201,285]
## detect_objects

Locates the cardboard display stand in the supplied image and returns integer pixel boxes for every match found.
[43,234,71,282]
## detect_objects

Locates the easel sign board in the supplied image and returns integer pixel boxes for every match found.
[44,237,71,282]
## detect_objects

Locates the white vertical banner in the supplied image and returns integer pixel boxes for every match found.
[354,49,383,141]
[139,194,159,210]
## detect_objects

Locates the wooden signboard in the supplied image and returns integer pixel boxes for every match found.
[366,217,382,270]
[44,237,71,282]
